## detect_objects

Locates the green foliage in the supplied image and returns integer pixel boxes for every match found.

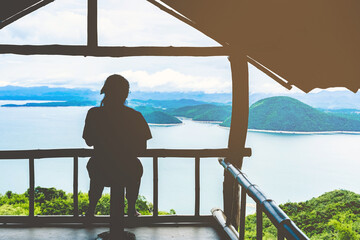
[244,213,277,239]
[245,190,360,239]
[0,187,174,216]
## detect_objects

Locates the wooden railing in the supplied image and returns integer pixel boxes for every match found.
[0,148,251,225]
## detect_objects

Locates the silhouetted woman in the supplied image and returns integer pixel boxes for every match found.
[83,74,152,218]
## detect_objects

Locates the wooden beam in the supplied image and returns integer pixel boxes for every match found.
[248,56,292,90]
[0,45,230,57]
[0,215,214,225]
[87,0,98,47]
[147,0,194,30]
[0,0,54,30]
[147,0,224,46]
[147,0,227,47]
[0,148,251,159]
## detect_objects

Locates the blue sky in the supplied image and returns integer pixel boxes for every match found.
[0,0,344,94]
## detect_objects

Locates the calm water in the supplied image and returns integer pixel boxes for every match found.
[0,105,359,214]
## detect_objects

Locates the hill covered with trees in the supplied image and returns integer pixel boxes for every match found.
[245,190,360,239]
[135,106,182,124]
[221,96,360,132]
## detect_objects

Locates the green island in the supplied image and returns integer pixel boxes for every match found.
[221,97,360,132]
[0,187,175,216]
[135,106,182,124]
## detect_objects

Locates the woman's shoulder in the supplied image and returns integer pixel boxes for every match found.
[124,106,140,114]
[123,106,145,119]
[87,106,103,117]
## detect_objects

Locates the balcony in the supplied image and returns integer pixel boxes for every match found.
[0,148,308,240]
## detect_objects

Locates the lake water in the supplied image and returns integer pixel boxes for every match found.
[0,105,360,215]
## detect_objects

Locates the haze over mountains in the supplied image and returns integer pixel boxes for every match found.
[2,85,360,109]
[1,85,360,132]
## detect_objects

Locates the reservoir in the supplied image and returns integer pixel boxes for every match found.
[0,106,359,214]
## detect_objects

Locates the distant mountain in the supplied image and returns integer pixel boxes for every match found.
[0,85,231,105]
[168,104,231,122]
[135,106,182,124]
[0,85,100,101]
[3,85,360,109]
[221,96,360,132]
[249,90,360,110]
[2,100,97,107]
[129,91,232,103]
[129,99,207,109]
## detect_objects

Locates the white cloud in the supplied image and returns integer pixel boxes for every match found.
[248,63,302,94]
[309,87,350,93]
[0,55,232,93]
[0,1,87,44]
[120,69,231,93]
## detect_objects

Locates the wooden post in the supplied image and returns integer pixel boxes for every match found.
[87,0,98,48]
[73,156,79,218]
[29,158,35,218]
[224,54,249,230]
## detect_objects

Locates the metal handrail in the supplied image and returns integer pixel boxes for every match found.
[219,159,309,240]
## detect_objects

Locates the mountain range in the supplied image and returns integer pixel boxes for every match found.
[1,86,360,131]
[2,85,360,109]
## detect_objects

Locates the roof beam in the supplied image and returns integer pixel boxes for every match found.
[0,0,54,30]
[0,44,291,89]
[0,45,230,57]
[147,0,227,46]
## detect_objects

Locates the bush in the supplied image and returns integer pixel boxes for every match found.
[0,186,173,216]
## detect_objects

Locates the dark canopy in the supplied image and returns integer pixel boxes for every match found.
[156,0,360,93]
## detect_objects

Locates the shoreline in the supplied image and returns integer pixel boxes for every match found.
[149,122,183,126]
[219,126,360,135]
[249,128,360,135]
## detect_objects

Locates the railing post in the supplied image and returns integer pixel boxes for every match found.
[29,158,35,218]
[153,157,159,217]
[195,157,200,217]
[239,186,246,240]
[256,203,263,240]
[73,156,79,218]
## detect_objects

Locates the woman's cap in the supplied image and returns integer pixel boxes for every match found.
[100,74,129,95]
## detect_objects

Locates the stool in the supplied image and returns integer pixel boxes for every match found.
[97,185,135,240]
